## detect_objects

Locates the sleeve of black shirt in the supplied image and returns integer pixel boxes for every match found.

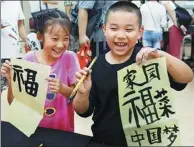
[76,61,97,118]
[168,72,187,91]
[76,82,97,118]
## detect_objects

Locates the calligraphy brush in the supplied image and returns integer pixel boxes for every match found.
[67,57,97,104]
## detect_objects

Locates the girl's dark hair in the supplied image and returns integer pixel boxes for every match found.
[36,9,72,35]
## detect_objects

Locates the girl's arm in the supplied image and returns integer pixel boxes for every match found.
[59,83,75,98]
[7,80,14,105]
[1,60,14,105]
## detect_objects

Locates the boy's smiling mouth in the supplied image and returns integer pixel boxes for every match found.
[115,42,127,47]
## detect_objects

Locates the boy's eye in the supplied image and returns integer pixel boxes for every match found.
[126,29,133,32]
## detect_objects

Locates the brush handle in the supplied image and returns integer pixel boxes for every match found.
[67,57,97,104]
[67,75,86,104]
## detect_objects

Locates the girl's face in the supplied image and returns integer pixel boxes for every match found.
[42,24,70,60]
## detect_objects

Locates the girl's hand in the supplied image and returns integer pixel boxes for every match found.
[136,47,162,64]
[75,67,92,95]
[46,77,62,93]
[1,60,12,84]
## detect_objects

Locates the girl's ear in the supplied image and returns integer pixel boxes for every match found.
[36,31,43,42]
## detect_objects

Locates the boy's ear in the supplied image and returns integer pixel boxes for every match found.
[102,24,106,37]
[36,31,43,42]
[137,26,144,40]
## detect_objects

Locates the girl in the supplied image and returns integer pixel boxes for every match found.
[1,10,80,132]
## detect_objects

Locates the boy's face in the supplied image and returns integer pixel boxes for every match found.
[40,25,70,60]
[103,11,143,58]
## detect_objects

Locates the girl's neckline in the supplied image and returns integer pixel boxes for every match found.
[33,50,62,66]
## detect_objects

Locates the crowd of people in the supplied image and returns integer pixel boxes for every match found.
[1,0,194,146]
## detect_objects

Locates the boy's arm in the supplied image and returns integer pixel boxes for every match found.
[73,71,95,117]
[73,91,90,115]
[137,47,193,92]
[159,50,193,84]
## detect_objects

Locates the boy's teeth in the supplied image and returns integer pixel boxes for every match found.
[116,42,126,46]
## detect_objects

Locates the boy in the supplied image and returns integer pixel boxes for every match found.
[73,1,193,146]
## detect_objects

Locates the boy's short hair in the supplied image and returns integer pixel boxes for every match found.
[104,1,142,28]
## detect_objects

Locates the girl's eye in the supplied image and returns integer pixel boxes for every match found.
[52,38,57,41]
[64,37,69,41]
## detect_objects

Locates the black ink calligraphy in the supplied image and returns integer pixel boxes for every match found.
[12,65,39,97]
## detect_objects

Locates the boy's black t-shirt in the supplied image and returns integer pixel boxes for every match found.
[78,46,187,146]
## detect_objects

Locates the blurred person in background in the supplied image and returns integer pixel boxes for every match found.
[1,1,27,92]
[161,0,188,59]
[140,0,167,49]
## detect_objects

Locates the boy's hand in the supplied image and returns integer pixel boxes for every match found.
[75,67,92,95]
[46,77,62,93]
[1,60,12,84]
[136,47,162,64]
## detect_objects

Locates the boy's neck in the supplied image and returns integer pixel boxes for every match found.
[106,49,134,65]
